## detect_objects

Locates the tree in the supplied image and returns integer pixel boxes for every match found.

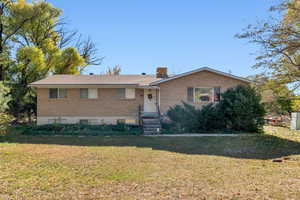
[106,65,121,75]
[236,0,300,90]
[2,0,101,121]
[248,74,295,115]
[0,0,49,81]
[0,82,10,112]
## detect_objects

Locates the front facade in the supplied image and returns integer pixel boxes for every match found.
[30,67,250,125]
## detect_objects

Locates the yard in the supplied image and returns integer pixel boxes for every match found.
[1,126,300,199]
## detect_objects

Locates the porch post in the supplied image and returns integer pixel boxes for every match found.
[156,88,160,114]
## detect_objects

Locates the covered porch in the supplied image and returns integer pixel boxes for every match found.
[138,87,161,135]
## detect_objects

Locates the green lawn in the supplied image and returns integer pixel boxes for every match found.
[1,126,300,199]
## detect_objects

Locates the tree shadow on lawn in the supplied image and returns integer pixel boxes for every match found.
[1,134,300,160]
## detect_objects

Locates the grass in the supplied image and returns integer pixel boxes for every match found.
[0,126,300,199]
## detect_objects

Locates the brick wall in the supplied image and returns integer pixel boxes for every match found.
[37,88,144,118]
[36,70,249,124]
[158,70,249,113]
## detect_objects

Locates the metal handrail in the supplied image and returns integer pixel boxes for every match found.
[138,104,143,126]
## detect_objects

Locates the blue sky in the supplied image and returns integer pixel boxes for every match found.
[47,0,278,77]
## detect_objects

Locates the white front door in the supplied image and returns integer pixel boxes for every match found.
[144,89,157,112]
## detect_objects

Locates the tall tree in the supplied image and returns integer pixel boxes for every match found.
[0,0,48,81]
[3,0,101,121]
[237,0,300,90]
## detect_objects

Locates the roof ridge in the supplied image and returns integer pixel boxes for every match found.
[150,67,251,85]
[51,74,156,76]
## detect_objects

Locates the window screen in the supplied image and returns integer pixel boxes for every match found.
[117,88,125,98]
[49,88,67,99]
[88,89,98,99]
[58,88,67,98]
[80,88,98,99]
[187,87,194,102]
[117,88,135,99]
[80,89,89,99]
[79,119,89,125]
[49,88,58,99]
[214,87,221,102]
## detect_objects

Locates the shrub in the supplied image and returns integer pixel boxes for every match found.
[217,85,265,132]
[166,102,198,132]
[0,113,14,136]
[166,85,265,133]
[197,103,224,132]
[166,103,224,133]
[18,123,143,136]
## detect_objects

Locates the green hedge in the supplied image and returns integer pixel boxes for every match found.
[17,124,143,136]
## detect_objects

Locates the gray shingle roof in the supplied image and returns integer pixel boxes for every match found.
[30,74,162,86]
[30,67,251,87]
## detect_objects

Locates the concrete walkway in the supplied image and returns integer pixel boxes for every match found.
[145,134,255,137]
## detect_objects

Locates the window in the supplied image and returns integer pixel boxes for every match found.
[80,88,98,99]
[195,88,213,103]
[117,119,136,124]
[214,87,221,102]
[117,88,135,99]
[79,119,89,125]
[117,119,126,124]
[117,88,125,98]
[187,87,221,103]
[126,88,135,99]
[49,88,58,98]
[187,87,194,102]
[125,119,136,124]
[79,119,98,125]
[48,118,67,124]
[49,88,67,99]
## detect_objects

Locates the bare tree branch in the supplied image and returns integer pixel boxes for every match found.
[76,36,103,66]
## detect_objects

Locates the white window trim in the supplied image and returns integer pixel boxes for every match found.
[193,87,215,103]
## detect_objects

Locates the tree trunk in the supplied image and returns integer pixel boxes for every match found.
[28,111,32,124]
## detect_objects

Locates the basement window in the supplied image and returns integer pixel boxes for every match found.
[79,119,98,125]
[79,119,89,125]
[117,119,136,124]
[48,118,67,124]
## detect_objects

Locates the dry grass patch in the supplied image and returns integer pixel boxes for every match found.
[0,127,300,199]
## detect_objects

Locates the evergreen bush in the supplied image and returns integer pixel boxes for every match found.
[166,85,265,133]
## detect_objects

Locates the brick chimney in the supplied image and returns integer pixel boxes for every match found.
[156,67,168,78]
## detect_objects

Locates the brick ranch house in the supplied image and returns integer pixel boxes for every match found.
[30,67,250,134]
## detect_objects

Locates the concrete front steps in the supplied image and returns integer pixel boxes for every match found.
[141,113,161,135]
